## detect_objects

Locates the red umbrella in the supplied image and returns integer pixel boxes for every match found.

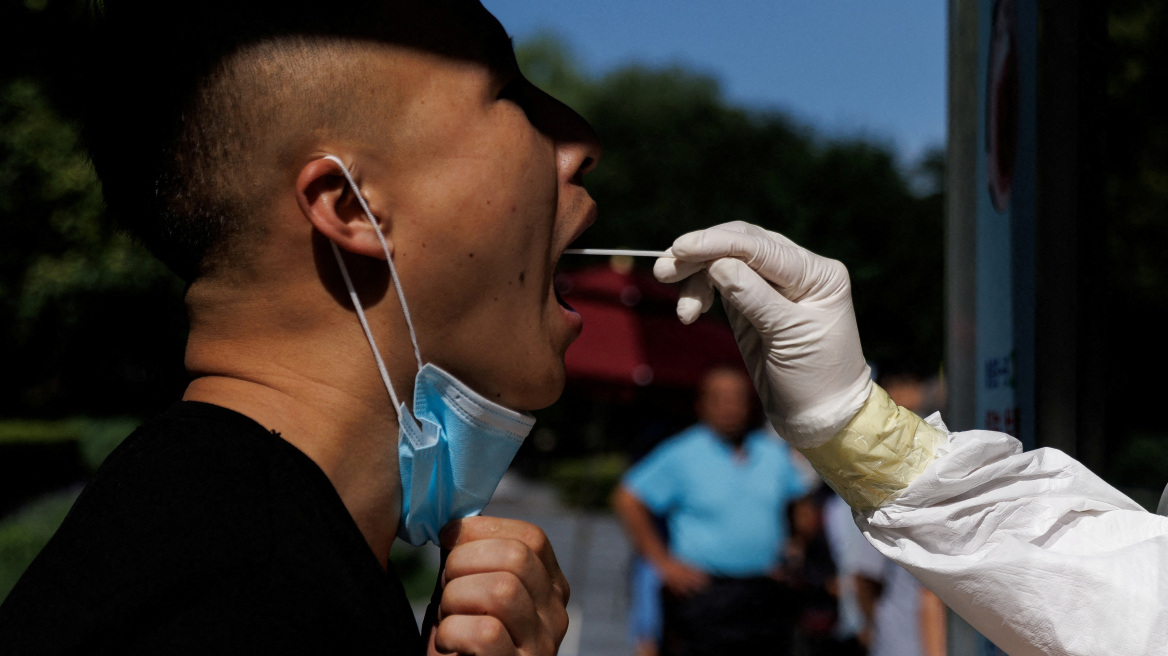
[556,260,744,390]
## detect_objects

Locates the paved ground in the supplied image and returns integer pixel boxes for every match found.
[413,473,633,656]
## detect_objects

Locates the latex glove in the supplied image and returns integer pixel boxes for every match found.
[654,221,872,448]
[428,516,569,656]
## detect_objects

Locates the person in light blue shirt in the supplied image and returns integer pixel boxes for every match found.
[613,366,810,656]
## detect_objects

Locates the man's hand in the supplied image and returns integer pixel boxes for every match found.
[427,516,569,656]
[609,487,708,598]
[654,221,872,448]
[655,556,710,598]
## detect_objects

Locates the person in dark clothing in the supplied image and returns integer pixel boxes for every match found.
[1,404,424,653]
[0,1,601,654]
[785,487,846,655]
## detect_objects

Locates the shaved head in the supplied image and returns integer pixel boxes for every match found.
[162,38,392,279]
[72,0,507,282]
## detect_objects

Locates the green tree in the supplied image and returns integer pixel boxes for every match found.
[1100,0,1168,496]
[0,76,188,417]
[0,1,189,418]
[1105,0,1168,427]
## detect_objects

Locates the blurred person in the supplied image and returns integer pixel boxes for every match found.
[0,1,602,654]
[612,366,810,656]
[823,491,883,655]
[783,486,844,655]
[862,562,948,656]
[628,552,665,656]
[656,221,1168,655]
[623,435,670,656]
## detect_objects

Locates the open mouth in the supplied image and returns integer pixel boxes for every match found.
[554,284,575,312]
[553,252,577,311]
[554,202,596,314]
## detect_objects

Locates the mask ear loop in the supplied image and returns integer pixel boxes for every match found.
[321,155,425,420]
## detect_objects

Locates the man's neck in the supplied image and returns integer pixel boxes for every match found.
[184,372,402,566]
[708,424,749,453]
[183,276,411,568]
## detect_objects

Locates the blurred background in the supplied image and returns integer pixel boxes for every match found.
[2,1,1166,654]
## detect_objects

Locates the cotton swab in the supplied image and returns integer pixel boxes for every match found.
[563,248,670,258]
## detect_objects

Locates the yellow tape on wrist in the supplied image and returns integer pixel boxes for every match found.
[797,384,942,511]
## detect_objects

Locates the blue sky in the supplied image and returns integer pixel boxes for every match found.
[481,0,947,164]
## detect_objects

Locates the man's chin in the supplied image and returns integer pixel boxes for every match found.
[511,365,567,412]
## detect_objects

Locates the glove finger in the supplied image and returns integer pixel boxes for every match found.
[669,224,769,262]
[699,278,715,313]
[699,220,769,239]
[720,294,772,400]
[653,256,704,284]
[672,222,801,260]
[672,226,817,294]
[705,257,792,334]
[712,221,802,250]
[676,271,714,325]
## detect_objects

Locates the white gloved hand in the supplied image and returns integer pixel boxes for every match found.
[654,221,872,448]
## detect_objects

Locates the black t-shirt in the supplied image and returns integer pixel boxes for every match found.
[0,402,422,654]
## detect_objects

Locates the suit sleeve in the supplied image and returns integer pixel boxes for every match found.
[798,384,1168,656]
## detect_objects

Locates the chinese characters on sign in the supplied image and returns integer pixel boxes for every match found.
[983,406,1019,435]
[982,350,1019,435]
[983,351,1013,390]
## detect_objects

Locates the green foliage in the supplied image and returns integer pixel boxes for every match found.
[1105,1,1168,437]
[389,543,440,603]
[0,417,137,529]
[0,76,188,417]
[0,419,79,444]
[1109,433,1168,491]
[0,418,137,602]
[0,489,79,604]
[0,78,106,313]
[546,453,628,510]
[0,417,137,467]
[515,32,594,115]
[74,418,139,470]
[1109,433,1168,511]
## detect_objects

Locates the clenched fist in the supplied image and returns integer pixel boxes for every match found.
[426,516,569,656]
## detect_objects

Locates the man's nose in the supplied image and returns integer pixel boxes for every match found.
[528,87,603,183]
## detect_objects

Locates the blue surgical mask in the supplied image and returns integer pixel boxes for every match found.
[322,155,535,547]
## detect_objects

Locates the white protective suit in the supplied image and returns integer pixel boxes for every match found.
[837,386,1168,655]
[656,221,1168,656]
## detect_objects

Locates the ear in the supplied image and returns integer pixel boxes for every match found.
[295,157,391,261]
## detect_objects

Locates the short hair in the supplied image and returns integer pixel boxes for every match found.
[68,1,427,281]
[153,37,388,280]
